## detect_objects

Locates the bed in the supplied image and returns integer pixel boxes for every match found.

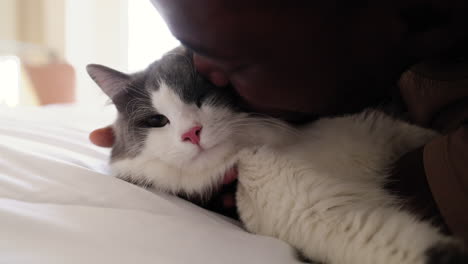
[0,105,302,264]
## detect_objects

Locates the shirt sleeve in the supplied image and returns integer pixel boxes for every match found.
[424,127,468,242]
[399,67,468,242]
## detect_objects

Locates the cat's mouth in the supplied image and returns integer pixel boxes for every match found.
[179,165,240,219]
[208,165,239,218]
[202,165,240,218]
[222,166,238,185]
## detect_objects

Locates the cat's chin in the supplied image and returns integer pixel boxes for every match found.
[195,162,239,196]
[181,163,238,199]
[178,144,241,195]
[178,164,240,219]
[111,150,240,205]
[221,166,238,185]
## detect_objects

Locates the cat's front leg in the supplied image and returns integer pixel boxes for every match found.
[236,146,325,263]
[235,147,276,234]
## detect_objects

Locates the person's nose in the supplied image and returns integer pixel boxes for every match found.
[193,54,230,87]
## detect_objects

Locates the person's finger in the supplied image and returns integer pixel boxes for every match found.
[89,126,115,147]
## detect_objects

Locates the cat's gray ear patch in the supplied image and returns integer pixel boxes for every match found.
[86,64,130,99]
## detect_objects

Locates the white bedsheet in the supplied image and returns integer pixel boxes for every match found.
[0,105,301,264]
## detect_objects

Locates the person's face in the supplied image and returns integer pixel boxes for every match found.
[150,0,459,121]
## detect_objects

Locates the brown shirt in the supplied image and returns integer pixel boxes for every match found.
[395,60,468,242]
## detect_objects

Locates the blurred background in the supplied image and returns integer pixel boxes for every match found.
[0,0,179,108]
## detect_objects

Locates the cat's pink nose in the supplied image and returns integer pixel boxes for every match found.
[181,126,202,145]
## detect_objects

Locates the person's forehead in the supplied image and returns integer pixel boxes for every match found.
[150,0,298,55]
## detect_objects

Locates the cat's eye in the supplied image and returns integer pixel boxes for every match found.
[143,114,169,128]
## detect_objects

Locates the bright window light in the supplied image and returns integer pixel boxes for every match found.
[0,56,20,107]
[128,0,180,72]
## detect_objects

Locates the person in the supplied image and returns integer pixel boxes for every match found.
[90,0,468,242]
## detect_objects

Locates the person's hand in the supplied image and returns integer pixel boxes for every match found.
[89,126,115,148]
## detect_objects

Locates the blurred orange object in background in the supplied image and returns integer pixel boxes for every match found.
[23,62,76,105]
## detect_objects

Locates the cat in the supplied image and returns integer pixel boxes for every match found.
[87,47,467,264]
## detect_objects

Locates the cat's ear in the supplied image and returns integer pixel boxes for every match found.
[86,64,130,99]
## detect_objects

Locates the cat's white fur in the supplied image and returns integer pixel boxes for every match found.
[112,81,243,195]
[112,81,290,196]
[110,82,460,264]
[235,111,457,264]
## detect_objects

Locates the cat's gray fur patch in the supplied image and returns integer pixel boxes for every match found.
[102,47,240,161]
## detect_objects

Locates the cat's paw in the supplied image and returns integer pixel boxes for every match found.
[425,241,468,264]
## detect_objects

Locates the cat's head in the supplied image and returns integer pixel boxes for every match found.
[87,47,270,197]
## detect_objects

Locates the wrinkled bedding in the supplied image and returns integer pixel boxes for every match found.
[0,105,300,264]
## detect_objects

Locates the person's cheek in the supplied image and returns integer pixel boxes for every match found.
[232,65,275,98]
[193,54,230,87]
[230,74,265,108]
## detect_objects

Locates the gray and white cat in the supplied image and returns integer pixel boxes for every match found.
[87,47,467,264]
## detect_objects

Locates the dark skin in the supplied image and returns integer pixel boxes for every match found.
[150,0,467,118]
[90,0,467,132]
[90,0,468,221]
